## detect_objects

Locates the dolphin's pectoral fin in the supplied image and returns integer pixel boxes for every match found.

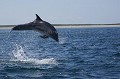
[40,35,49,39]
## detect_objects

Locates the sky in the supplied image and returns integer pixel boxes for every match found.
[0,0,120,25]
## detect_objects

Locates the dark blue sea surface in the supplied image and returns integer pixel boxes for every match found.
[0,27,120,79]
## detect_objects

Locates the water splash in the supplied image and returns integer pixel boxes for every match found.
[12,44,28,60]
[59,37,67,44]
[11,44,58,65]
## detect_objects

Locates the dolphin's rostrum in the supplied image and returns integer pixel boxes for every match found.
[12,14,59,42]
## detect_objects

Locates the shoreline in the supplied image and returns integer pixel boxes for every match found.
[56,24,120,28]
[0,24,120,29]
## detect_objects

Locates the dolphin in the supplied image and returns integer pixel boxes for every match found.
[12,14,59,42]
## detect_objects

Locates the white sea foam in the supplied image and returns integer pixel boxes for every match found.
[11,44,58,65]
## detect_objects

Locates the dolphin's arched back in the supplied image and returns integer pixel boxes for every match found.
[12,14,59,42]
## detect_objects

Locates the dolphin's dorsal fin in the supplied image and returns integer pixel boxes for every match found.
[35,14,42,21]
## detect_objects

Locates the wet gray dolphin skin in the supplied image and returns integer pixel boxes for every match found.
[12,14,59,42]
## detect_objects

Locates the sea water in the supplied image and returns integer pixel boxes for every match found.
[0,27,120,79]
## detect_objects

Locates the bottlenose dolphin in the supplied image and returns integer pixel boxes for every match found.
[12,14,59,42]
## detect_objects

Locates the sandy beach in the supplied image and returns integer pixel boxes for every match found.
[0,24,120,29]
[54,25,120,28]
